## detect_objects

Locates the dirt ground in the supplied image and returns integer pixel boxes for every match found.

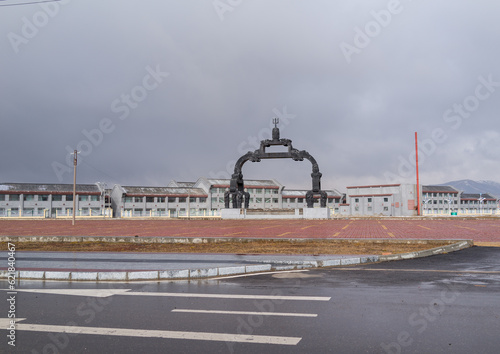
[2,240,451,255]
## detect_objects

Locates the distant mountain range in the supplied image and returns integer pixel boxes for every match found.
[440,179,500,198]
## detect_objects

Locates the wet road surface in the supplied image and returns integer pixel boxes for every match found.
[1,246,499,353]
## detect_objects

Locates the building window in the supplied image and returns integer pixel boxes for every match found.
[367,198,372,203]
[146,197,154,203]
[24,195,35,201]
[156,208,166,216]
[255,189,263,194]
[199,197,206,203]
[125,197,133,203]
[383,207,389,211]
[158,197,165,203]
[384,197,389,202]
[178,198,186,203]
[0,195,4,201]
[10,195,20,201]
[256,198,262,203]
[298,198,304,203]
[133,209,142,216]
[23,208,35,216]
[273,198,279,203]
[168,197,176,203]
[134,197,143,203]
[66,195,73,201]
[355,198,359,203]
[53,195,63,201]
[367,206,372,211]
[289,198,296,203]
[189,197,197,203]
[79,196,88,201]
[219,198,224,203]
[211,197,217,204]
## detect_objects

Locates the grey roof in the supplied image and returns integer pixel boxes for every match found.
[0,183,100,194]
[174,182,196,187]
[422,185,459,193]
[460,193,497,200]
[207,179,281,187]
[282,189,343,198]
[121,186,207,196]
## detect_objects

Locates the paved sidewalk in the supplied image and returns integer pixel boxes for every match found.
[0,240,472,281]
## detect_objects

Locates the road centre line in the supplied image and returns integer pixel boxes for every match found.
[381,225,388,230]
[172,309,317,317]
[277,232,292,236]
[0,318,301,345]
[387,232,395,238]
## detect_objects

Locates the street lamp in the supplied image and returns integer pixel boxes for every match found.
[96,182,107,217]
[70,150,80,226]
[478,194,485,215]
[422,199,429,215]
[445,199,453,215]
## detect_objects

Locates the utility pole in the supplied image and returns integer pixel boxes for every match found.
[72,150,78,226]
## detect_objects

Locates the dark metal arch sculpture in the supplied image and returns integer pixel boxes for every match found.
[225,119,327,209]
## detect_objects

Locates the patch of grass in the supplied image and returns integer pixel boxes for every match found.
[1,241,450,255]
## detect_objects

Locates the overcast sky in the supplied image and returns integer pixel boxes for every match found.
[1,0,499,192]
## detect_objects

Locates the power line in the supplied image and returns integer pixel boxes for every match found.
[0,0,61,7]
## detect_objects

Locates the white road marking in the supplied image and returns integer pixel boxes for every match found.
[9,289,331,301]
[211,269,309,280]
[10,289,130,297]
[172,309,318,317]
[0,318,301,345]
[121,292,331,301]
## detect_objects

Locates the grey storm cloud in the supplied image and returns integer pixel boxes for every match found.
[1,0,500,191]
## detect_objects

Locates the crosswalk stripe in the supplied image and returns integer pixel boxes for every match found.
[172,309,318,317]
[0,318,301,345]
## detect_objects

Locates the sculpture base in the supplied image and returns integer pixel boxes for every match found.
[303,207,330,219]
[221,208,330,220]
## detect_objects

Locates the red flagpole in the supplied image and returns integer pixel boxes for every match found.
[415,132,421,216]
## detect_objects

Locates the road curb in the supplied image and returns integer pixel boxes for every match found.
[0,240,473,282]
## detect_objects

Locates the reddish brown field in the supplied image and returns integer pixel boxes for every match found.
[1,218,499,242]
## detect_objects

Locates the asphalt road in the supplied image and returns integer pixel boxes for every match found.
[1,247,499,353]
